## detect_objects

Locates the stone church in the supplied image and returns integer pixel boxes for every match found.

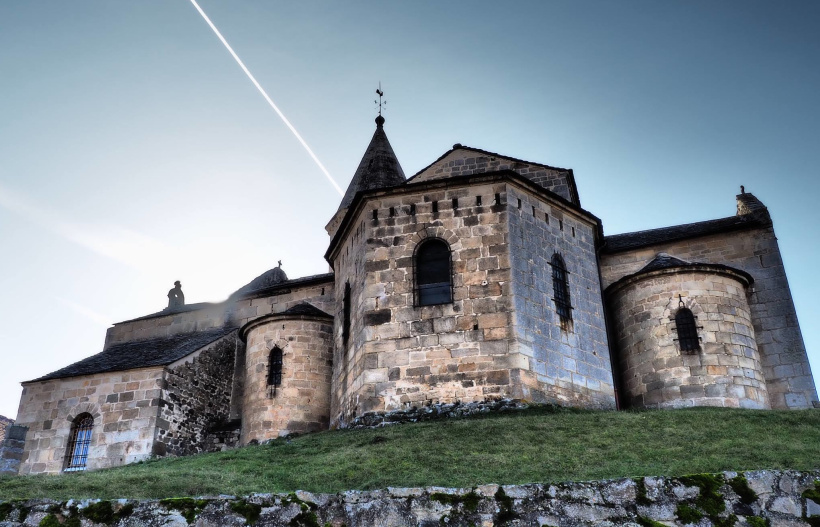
[3,115,817,476]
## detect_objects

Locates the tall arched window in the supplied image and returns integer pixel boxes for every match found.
[551,253,572,323]
[675,308,700,352]
[267,347,283,386]
[64,413,93,472]
[415,239,453,306]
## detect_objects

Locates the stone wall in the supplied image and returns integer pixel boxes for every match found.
[14,367,165,475]
[0,415,12,443]
[601,224,818,409]
[240,314,334,444]
[156,333,241,456]
[1,470,819,526]
[104,280,334,350]
[330,181,523,426]
[508,185,615,409]
[0,425,27,475]
[607,267,768,409]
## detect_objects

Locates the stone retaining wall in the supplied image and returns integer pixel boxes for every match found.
[2,470,820,526]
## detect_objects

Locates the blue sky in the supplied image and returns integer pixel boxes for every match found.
[0,1,818,418]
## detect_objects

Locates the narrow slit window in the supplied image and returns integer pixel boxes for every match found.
[675,308,700,352]
[432,201,438,213]
[64,413,94,472]
[517,198,522,209]
[267,347,283,386]
[545,213,550,225]
[551,253,572,323]
[372,209,378,220]
[343,282,351,347]
[409,203,416,215]
[476,196,482,206]
[494,193,501,204]
[389,206,395,217]
[415,239,453,306]
[532,205,536,217]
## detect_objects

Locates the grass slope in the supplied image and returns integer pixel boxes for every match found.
[2,406,819,500]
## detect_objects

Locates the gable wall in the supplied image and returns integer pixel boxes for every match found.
[331,182,520,426]
[15,367,164,475]
[601,226,818,409]
[411,150,576,203]
[507,185,615,408]
[104,283,334,348]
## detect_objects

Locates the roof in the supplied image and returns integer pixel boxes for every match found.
[115,302,220,325]
[230,272,334,300]
[603,213,771,254]
[281,303,332,317]
[338,115,406,211]
[231,265,289,298]
[27,326,238,383]
[638,253,691,273]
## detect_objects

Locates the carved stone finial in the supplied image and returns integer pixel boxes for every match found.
[278,260,282,268]
[167,281,185,309]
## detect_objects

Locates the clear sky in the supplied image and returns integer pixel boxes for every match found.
[0,1,818,418]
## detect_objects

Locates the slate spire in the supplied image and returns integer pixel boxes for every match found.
[338,115,406,211]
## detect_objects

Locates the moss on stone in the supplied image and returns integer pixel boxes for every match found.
[728,475,758,505]
[636,517,667,527]
[0,502,13,521]
[675,503,704,524]
[713,514,737,527]
[229,499,262,525]
[494,487,518,525]
[746,517,769,527]
[289,510,320,527]
[679,473,726,516]
[159,497,209,524]
[802,481,820,502]
[634,478,651,506]
[82,500,114,523]
[430,490,481,512]
[38,514,61,527]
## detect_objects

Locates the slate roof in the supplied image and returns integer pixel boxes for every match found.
[115,302,220,325]
[638,253,691,273]
[603,213,771,254]
[231,265,289,298]
[338,115,406,211]
[27,326,238,383]
[230,272,334,300]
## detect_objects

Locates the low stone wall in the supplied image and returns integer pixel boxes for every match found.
[1,470,820,526]
[0,425,26,475]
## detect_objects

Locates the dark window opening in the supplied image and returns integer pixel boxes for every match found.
[571,227,576,237]
[389,206,395,217]
[551,253,572,323]
[476,196,482,206]
[372,209,378,220]
[452,197,458,209]
[494,193,501,204]
[545,213,550,224]
[64,413,93,472]
[415,239,452,306]
[321,287,325,295]
[432,201,438,213]
[343,282,351,346]
[517,198,522,209]
[267,347,283,386]
[559,220,564,231]
[409,203,416,215]
[532,206,536,217]
[675,308,701,352]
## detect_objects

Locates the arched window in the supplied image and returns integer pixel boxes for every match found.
[551,253,572,323]
[675,308,700,352]
[268,347,283,386]
[415,239,453,306]
[64,413,93,472]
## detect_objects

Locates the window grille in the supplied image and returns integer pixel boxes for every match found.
[268,347,283,386]
[551,253,572,322]
[675,308,700,352]
[64,413,93,472]
[343,282,351,346]
[415,239,453,306]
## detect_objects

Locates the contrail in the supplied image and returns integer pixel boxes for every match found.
[187,0,344,196]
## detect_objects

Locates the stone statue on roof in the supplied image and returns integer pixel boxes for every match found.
[167,281,185,309]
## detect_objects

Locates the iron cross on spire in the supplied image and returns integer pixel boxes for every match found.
[375,82,386,116]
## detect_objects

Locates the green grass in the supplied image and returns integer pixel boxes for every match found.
[1,406,819,500]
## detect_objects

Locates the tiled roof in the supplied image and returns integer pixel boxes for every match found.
[603,213,771,254]
[338,115,406,211]
[27,326,238,383]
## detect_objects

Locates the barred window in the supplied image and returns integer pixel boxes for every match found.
[415,239,452,306]
[267,347,283,386]
[64,413,93,472]
[551,253,572,322]
[675,308,700,352]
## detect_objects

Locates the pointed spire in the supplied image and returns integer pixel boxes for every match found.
[338,115,406,211]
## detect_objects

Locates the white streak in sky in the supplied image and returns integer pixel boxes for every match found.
[187,0,344,196]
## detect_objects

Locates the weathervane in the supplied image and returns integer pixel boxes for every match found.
[375,82,386,115]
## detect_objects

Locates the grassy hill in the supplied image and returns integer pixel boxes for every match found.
[1,406,819,500]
